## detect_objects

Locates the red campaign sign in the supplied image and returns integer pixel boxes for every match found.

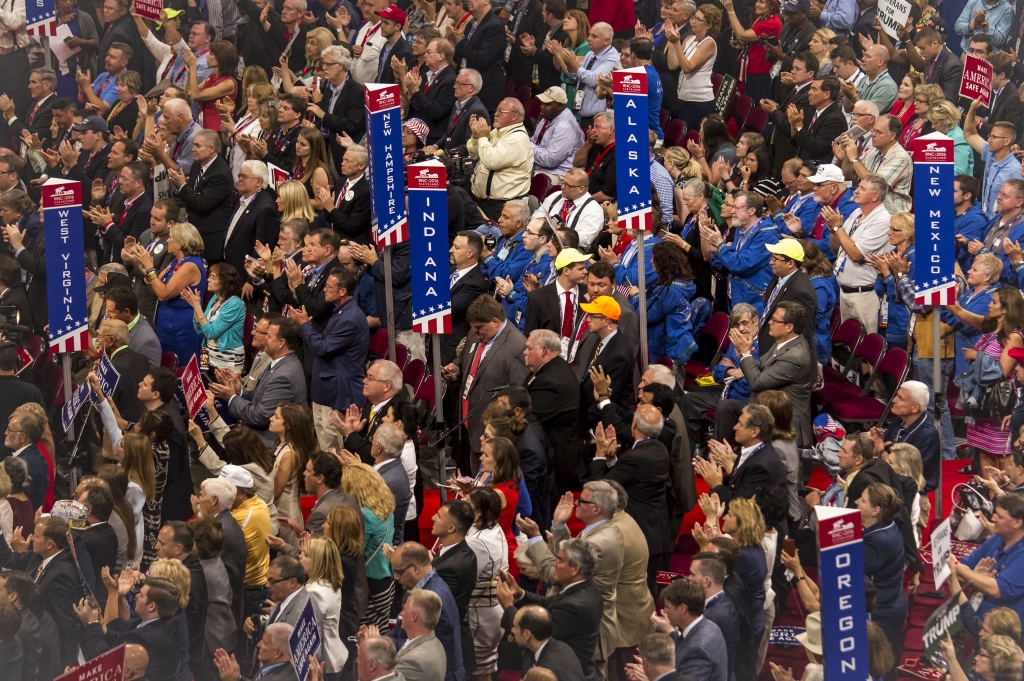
[132,0,162,20]
[959,55,993,107]
[364,83,400,113]
[613,69,648,95]
[180,355,205,419]
[57,644,125,681]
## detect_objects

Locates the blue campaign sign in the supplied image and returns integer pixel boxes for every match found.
[42,179,90,353]
[365,83,408,248]
[61,381,92,432]
[912,132,957,306]
[90,351,121,404]
[612,68,653,232]
[816,506,869,680]
[408,160,452,334]
[289,600,321,681]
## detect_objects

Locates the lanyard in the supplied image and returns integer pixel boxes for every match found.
[360,21,382,45]
[587,143,614,175]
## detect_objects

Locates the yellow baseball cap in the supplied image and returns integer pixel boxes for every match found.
[580,295,621,320]
[766,239,806,262]
[554,248,593,271]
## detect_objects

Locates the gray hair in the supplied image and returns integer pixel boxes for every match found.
[163,97,193,120]
[31,67,56,89]
[201,478,237,513]
[529,329,562,354]
[241,160,269,189]
[582,480,617,520]
[195,129,223,154]
[321,44,353,71]
[678,0,696,14]
[407,589,442,630]
[680,177,706,197]
[462,69,483,93]
[100,319,129,347]
[853,99,879,117]
[861,173,889,201]
[373,422,405,459]
[645,364,675,391]
[364,637,397,670]
[639,633,677,667]
[281,219,308,243]
[741,404,775,441]
[289,0,307,10]
[99,263,130,277]
[606,479,628,511]
[730,302,757,324]
[633,409,663,438]
[346,144,368,167]
[596,111,615,129]
[370,359,404,393]
[263,623,294,661]
[505,199,531,227]
[559,538,597,578]
[591,22,614,39]
[900,380,929,411]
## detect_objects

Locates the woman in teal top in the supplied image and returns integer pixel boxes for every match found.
[559,10,591,116]
[927,100,974,177]
[183,262,247,371]
[342,462,395,629]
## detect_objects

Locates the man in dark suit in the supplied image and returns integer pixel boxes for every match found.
[979,53,1024,140]
[439,70,491,156]
[441,295,530,473]
[914,27,963,103]
[210,318,308,446]
[98,318,152,422]
[376,6,417,84]
[497,539,603,679]
[367,424,414,544]
[577,296,635,423]
[525,248,591,363]
[698,403,787,505]
[870,381,941,493]
[445,232,492,365]
[0,192,46,334]
[325,147,372,244]
[125,197,175,322]
[292,267,369,450]
[4,411,49,510]
[524,329,582,494]
[269,0,311,74]
[789,76,847,165]
[170,129,233,263]
[408,41,458,146]
[336,359,405,463]
[89,138,138,239]
[155,522,209,679]
[308,45,366,175]
[248,221,307,315]
[54,115,110,213]
[513,606,584,681]
[95,0,153,91]
[452,1,507,112]
[93,161,153,264]
[576,262,640,382]
[75,484,120,609]
[0,570,55,681]
[689,554,739,681]
[760,240,818,360]
[660,578,727,681]
[79,577,189,681]
[530,0,569,92]
[222,161,280,276]
[4,68,57,149]
[197,479,248,626]
[763,52,816,174]
[430,500,478,676]
[507,0,547,89]
[353,240,415,342]
[258,95,305,171]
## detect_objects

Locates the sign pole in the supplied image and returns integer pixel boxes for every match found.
[62,353,74,439]
[612,67,654,373]
[934,311,943,518]
[433,333,446,501]
[384,246,396,361]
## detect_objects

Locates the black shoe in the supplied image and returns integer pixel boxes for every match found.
[958,464,974,475]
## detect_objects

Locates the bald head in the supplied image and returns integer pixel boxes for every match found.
[161,98,194,134]
[632,403,664,439]
[863,44,890,76]
[124,644,150,681]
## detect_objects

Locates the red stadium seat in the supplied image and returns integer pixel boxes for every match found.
[681,130,700,149]
[368,329,389,360]
[728,95,754,131]
[742,106,769,133]
[664,119,686,148]
[525,97,541,123]
[821,319,865,383]
[242,313,255,353]
[402,359,427,392]
[659,108,670,131]
[515,85,532,110]
[393,343,409,368]
[161,351,179,371]
[824,347,910,425]
[816,333,886,403]
[711,73,723,95]
[529,174,551,202]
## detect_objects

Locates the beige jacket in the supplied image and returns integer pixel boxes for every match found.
[468,122,534,201]
[611,511,655,648]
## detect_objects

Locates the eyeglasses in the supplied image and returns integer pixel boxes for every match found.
[768,317,788,325]
[365,375,388,383]
[265,576,290,586]
[495,109,520,116]
[393,564,414,577]
[4,428,23,434]
[322,61,340,67]
[577,497,599,506]
[914,98,929,104]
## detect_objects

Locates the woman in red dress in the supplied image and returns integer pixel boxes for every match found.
[186,40,239,130]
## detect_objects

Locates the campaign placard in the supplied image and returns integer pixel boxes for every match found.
[912,133,957,305]
[959,55,993,107]
[816,506,870,681]
[56,643,125,681]
[878,0,912,39]
[180,355,206,419]
[408,160,452,334]
[290,600,322,681]
[61,381,92,432]
[132,0,162,20]
[365,83,408,248]
[89,351,121,404]
[931,517,952,589]
[43,179,90,353]
[612,68,653,232]
[267,162,290,189]
[923,595,963,658]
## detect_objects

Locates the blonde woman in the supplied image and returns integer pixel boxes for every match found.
[341,463,395,629]
[147,557,192,612]
[301,537,349,679]
[888,443,926,546]
[276,180,316,223]
[324,505,367,666]
[808,28,835,76]
[121,432,157,566]
[900,83,944,150]
[869,212,915,352]
[926,100,973,176]
[722,498,770,648]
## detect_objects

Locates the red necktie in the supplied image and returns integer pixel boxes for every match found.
[536,119,551,143]
[561,291,574,338]
[335,180,349,208]
[462,342,486,419]
[559,199,575,223]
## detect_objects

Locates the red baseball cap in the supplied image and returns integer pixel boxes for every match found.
[1009,346,1024,364]
[376,5,406,24]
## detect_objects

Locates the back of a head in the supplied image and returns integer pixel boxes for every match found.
[0,600,20,643]
[639,633,676,668]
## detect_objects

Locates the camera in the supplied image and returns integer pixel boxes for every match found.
[0,306,29,347]
[408,149,477,186]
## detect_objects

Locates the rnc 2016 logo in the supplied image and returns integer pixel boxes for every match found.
[914,138,952,163]
[411,167,443,190]
[48,184,79,207]
[827,518,857,544]
[617,74,645,95]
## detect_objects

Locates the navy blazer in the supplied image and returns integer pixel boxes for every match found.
[371,242,412,330]
[17,444,49,510]
[442,96,490,156]
[884,412,940,493]
[390,570,466,681]
[409,66,457,146]
[319,76,366,175]
[223,189,280,276]
[11,212,47,334]
[377,37,416,85]
[672,617,727,681]
[703,591,739,681]
[302,297,370,411]
[104,191,154,264]
[711,441,787,505]
[325,176,372,244]
[452,11,507,112]
[83,616,188,681]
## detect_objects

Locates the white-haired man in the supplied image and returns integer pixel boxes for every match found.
[308,44,366,176]
[224,159,280,275]
[433,68,489,156]
[145,98,198,173]
[324,145,371,244]
[213,622,295,681]
[869,380,940,492]
[467,97,534,220]
[557,22,618,126]
[196,477,248,636]
[335,359,405,464]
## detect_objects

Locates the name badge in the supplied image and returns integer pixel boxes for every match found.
[498,246,510,260]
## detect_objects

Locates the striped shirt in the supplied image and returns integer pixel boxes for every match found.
[861,142,913,214]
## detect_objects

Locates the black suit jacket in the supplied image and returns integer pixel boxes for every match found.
[791,102,847,164]
[319,76,367,174]
[11,213,47,334]
[83,617,186,681]
[268,21,310,74]
[377,37,416,84]
[924,48,964,103]
[0,284,33,333]
[97,14,154,91]
[409,66,457,146]
[344,394,400,464]
[177,155,234,262]
[109,346,151,422]
[711,441,787,504]
[453,11,507,112]
[217,509,248,624]
[525,282,588,358]
[133,231,172,321]
[534,25,569,92]
[78,524,118,608]
[442,264,490,365]
[513,580,602,678]
[223,189,280,275]
[288,256,340,330]
[325,176,372,244]
[589,438,673,553]
[9,94,56,149]
[578,331,634,423]
[523,638,585,681]
[526,356,581,489]
[981,82,1024,140]
[61,143,110,211]
[264,124,301,175]
[507,0,546,88]
[759,269,818,359]
[768,82,811,173]
[433,540,478,675]
[104,191,154,264]
[183,554,209,675]
[443,96,490,155]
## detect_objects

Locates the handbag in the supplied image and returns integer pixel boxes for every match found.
[974,377,1015,419]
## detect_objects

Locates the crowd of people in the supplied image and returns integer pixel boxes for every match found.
[6,0,1024,678]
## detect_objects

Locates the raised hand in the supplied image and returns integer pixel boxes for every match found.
[552,491,575,526]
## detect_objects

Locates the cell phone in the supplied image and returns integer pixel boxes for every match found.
[783,537,796,557]
[245,254,258,262]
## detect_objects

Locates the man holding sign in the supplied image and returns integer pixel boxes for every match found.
[96,318,150,422]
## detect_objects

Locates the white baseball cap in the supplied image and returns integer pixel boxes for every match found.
[219,464,254,489]
[806,164,845,184]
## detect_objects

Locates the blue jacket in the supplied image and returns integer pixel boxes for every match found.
[884,412,940,492]
[300,298,371,411]
[943,284,1000,375]
[811,275,837,360]
[193,295,246,350]
[775,193,822,241]
[955,203,989,271]
[615,234,661,288]
[863,521,908,620]
[800,188,856,260]
[503,252,553,331]
[644,64,665,140]
[390,570,466,681]
[482,231,532,282]
[354,270,377,319]
[970,215,1024,284]
[711,218,779,315]
[874,246,914,345]
[18,444,49,510]
[632,279,697,362]
[713,341,757,401]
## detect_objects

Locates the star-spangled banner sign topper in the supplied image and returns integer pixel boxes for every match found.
[408,160,452,334]
[43,179,90,353]
[613,67,654,233]
[365,83,408,249]
[912,133,957,306]
[27,0,58,36]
